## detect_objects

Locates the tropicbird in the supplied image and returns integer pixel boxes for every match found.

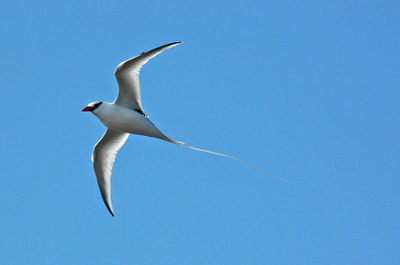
[82,41,283,217]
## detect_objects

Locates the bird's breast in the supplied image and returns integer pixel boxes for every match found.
[98,107,168,140]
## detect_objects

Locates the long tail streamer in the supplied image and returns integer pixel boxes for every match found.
[168,139,289,183]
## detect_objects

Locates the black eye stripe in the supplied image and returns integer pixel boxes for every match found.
[93,102,103,109]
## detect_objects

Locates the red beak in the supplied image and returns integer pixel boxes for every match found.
[81,106,94,112]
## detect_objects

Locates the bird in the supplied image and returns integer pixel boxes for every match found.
[82,41,285,217]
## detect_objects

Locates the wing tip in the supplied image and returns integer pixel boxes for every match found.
[101,191,115,217]
[106,203,115,217]
[165,41,183,48]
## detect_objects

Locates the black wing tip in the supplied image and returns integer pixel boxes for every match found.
[165,41,183,47]
[108,207,115,217]
[104,202,115,217]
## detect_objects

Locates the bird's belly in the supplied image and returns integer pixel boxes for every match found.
[100,110,167,140]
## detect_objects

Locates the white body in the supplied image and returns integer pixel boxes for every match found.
[93,103,168,140]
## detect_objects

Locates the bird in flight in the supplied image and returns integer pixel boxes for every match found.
[82,41,285,216]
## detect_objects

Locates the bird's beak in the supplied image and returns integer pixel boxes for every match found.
[81,106,94,112]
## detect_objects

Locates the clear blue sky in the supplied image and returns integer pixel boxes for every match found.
[1,1,399,264]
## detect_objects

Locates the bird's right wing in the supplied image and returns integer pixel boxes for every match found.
[92,129,129,216]
[113,41,182,114]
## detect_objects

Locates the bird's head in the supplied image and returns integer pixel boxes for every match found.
[81,101,103,113]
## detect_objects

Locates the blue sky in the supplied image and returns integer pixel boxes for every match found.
[1,1,399,264]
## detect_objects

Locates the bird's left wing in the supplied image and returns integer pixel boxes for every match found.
[113,41,182,114]
[92,129,129,216]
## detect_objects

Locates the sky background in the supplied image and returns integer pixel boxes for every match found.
[1,1,399,264]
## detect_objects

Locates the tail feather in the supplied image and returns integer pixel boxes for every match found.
[167,139,289,183]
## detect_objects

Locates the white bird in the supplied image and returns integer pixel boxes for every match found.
[82,42,284,217]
